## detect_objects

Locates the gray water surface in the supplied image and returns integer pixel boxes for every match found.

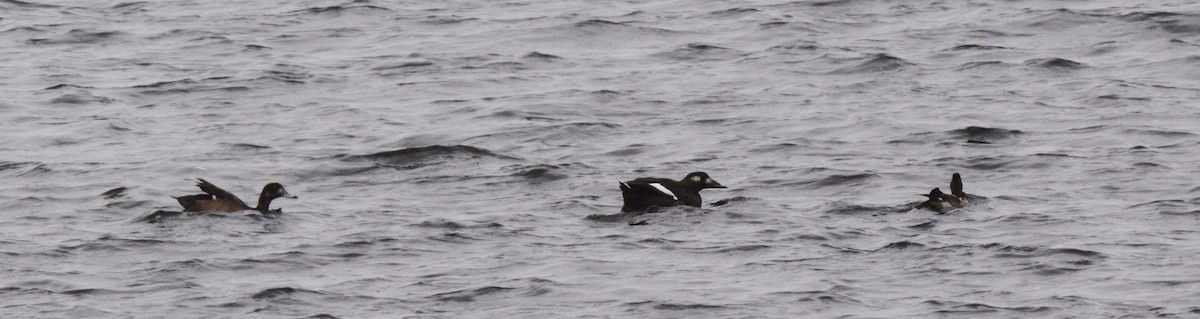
[3,0,1200,318]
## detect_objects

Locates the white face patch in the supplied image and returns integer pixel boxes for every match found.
[689,175,703,183]
[648,183,678,201]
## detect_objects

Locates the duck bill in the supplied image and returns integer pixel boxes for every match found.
[281,190,298,199]
[706,179,727,189]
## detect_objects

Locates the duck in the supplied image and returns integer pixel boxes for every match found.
[174,178,296,214]
[915,173,967,213]
[619,171,725,212]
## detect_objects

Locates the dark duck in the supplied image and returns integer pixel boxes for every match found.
[915,173,967,213]
[174,178,297,214]
[619,172,725,212]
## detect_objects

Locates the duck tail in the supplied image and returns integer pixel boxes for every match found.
[950,173,964,197]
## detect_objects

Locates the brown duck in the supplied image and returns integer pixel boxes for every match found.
[915,173,967,213]
[174,178,296,214]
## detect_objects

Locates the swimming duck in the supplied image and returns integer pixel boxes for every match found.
[915,173,967,213]
[174,178,296,214]
[619,172,725,212]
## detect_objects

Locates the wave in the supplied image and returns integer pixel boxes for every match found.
[1025,58,1087,70]
[371,61,439,77]
[1129,199,1200,216]
[683,244,772,254]
[1020,8,1107,30]
[948,126,1023,143]
[818,201,911,215]
[950,44,1008,50]
[574,19,623,28]
[570,19,682,36]
[427,232,482,244]
[466,122,621,144]
[1118,11,1200,34]
[335,145,518,170]
[109,1,146,11]
[1,0,58,8]
[100,187,128,199]
[700,7,760,18]
[0,161,48,177]
[128,77,252,96]
[828,53,914,74]
[28,29,126,45]
[508,164,568,184]
[927,301,1054,314]
[462,61,527,71]
[523,51,562,60]
[765,40,823,54]
[650,302,727,310]
[709,196,756,207]
[957,61,1008,70]
[985,243,1105,259]
[961,156,1018,170]
[878,241,926,250]
[42,83,95,90]
[430,286,514,302]
[623,300,728,311]
[261,67,312,84]
[1121,127,1194,137]
[47,90,115,104]
[251,287,326,300]
[288,4,391,16]
[788,173,878,189]
[584,212,639,223]
[652,43,745,61]
[420,15,478,25]
[413,219,503,229]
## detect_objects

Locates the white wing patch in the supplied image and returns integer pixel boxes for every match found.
[648,183,678,201]
[938,201,953,210]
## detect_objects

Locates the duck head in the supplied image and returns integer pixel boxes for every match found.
[684,172,726,190]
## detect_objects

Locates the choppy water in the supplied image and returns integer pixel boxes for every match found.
[3,0,1200,317]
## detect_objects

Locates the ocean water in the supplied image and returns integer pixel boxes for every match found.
[3,0,1200,317]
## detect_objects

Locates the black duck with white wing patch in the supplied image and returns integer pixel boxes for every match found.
[619,171,725,212]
